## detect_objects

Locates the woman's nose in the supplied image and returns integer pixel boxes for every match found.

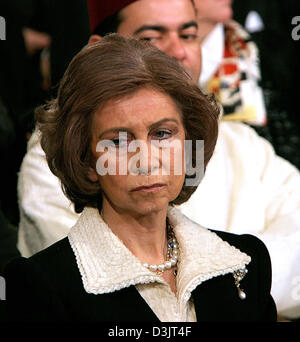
[128,140,160,175]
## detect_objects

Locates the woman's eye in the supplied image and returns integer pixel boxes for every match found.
[111,139,128,147]
[153,130,172,139]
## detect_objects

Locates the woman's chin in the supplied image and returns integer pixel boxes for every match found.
[126,199,169,217]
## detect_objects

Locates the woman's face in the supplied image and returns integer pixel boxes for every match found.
[194,0,232,24]
[89,88,186,217]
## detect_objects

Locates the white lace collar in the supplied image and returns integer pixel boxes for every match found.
[68,206,251,297]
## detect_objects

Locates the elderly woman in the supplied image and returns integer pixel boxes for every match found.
[2,34,276,322]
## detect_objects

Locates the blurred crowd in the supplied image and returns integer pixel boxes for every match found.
[233,0,300,168]
[0,0,90,227]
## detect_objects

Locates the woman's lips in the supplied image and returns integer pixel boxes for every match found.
[131,183,166,193]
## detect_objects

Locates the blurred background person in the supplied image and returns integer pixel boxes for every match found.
[195,0,300,170]
[193,0,300,320]
[0,0,90,227]
[233,0,300,169]
[0,0,50,226]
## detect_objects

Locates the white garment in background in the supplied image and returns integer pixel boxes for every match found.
[199,23,224,88]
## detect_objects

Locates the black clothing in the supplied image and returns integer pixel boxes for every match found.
[233,0,300,170]
[1,231,276,322]
[0,209,20,276]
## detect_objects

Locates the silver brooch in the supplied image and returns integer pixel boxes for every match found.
[233,266,248,300]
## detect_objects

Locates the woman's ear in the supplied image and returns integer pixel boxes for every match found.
[88,34,102,46]
[88,167,99,182]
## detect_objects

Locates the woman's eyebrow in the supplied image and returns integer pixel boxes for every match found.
[148,118,180,130]
[98,127,131,139]
[98,119,180,139]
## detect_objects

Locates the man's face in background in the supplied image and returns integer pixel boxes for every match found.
[91,0,201,81]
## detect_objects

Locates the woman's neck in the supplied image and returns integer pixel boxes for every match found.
[101,202,169,266]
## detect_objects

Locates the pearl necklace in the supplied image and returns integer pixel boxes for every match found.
[142,220,179,276]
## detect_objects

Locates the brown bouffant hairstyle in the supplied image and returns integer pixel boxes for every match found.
[36,34,220,213]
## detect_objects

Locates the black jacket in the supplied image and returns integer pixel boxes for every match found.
[0,231,276,322]
[0,209,20,276]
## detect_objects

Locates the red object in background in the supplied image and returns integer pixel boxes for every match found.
[87,0,138,33]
